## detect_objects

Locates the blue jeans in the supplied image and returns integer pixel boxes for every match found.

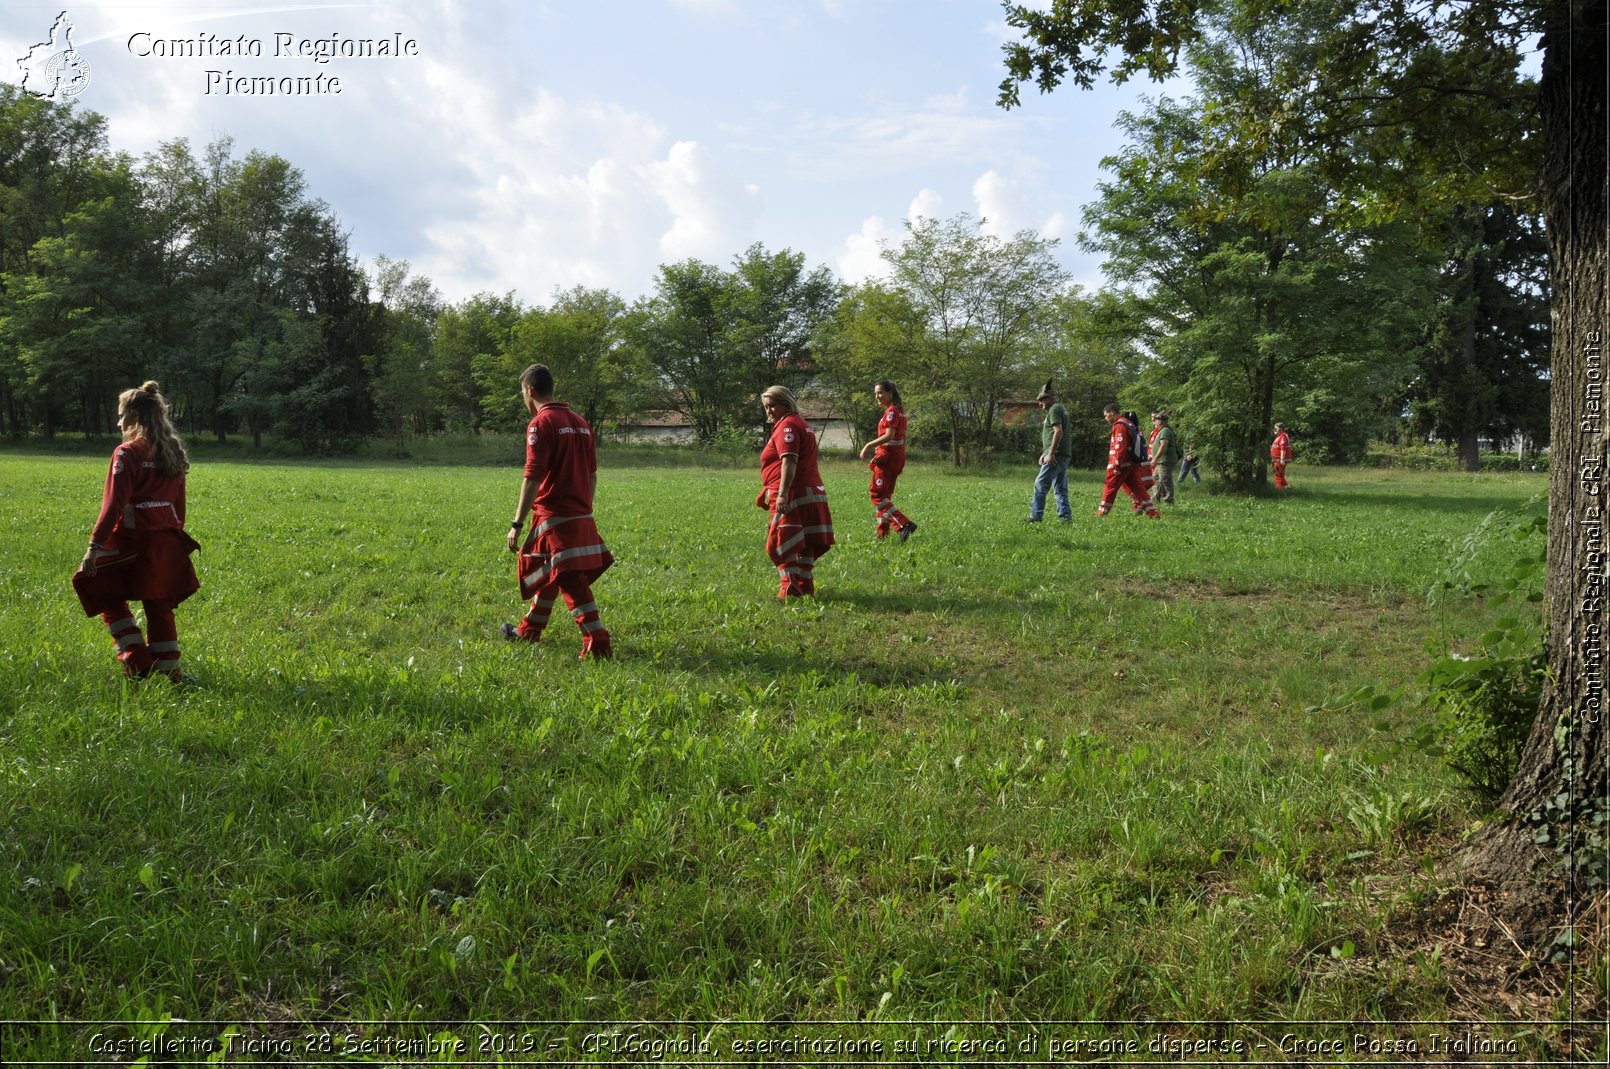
[1029,456,1072,521]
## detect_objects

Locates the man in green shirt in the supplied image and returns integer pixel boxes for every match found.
[1149,411,1180,504]
[1027,379,1073,523]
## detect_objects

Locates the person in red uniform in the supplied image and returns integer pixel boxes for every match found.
[502,364,614,659]
[1096,403,1161,519]
[72,381,201,681]
[1270,422,1293,489]
[758,385,835,598]
[857,379,917,542]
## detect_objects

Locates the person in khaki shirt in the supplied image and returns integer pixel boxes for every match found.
[1149,411,1180,504]
[1026,379,1073,523]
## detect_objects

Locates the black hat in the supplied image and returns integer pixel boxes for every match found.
[1035,378,1055,401]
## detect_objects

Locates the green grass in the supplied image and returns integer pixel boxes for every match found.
[0,452,1587,1062]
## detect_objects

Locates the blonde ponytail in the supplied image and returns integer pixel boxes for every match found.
[118,381,190,476]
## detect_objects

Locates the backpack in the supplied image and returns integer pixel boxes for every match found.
[1120,414,1149,465]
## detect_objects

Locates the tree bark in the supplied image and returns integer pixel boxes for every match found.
[1462,0,1608,919]
[1455,244,1484,472]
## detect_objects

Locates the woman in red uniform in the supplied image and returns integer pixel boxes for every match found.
[73,381,201,681]
[1270,423,1293,489]
[857,379,917,542]
[757,385,835,599]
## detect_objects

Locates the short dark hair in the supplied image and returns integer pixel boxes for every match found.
[520,364,554,397]
[1103,403,1121,415]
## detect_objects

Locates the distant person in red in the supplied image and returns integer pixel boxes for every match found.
[1096,403,1160,519]
[1270,423,1293,489]
[502,364,614,659]
[758,385,835,598]
[72,381,201,682]
[857,379,917,542]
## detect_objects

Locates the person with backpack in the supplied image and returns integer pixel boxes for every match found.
[1096,403,1160,519]
[1270,423,1293,488]
[1121,410,1156,506]
[1148,411,1180,504]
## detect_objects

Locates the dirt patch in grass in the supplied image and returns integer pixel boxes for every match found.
[1304,827,1606,1056]
[1124,578,1415,613]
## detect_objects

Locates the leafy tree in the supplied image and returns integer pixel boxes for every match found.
[1025,288,1149,467]
[881,214,1069,465]
[0,87,116,435]
[498,286,647,437]
[166,139,341,443]
[631,259,745,443]
[294,214,381,450]
[727,243,841,407]
[999,0,1606,942]
[1079,18,1438,486]
[1,157,163,438]
[368,256,441,455]
[814,282,929,451]
[1409,204,1551,469]
[435,291,520,431]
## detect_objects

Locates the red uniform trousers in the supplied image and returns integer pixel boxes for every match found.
[72,530,199,677]
[766,497,834,599]
[515,514,613,655]
[1099,464,1160,518]
[1272,461,1289,489]
[868,463,912,537]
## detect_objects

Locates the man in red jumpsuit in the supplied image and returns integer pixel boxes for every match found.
[1096,404,1160,519]
[502,364,614,659]
[1270,423,1293,489]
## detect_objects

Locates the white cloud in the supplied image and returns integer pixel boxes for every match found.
[783,89,1049,181]
[972,169,1069,241]
[837,215,896,284]
[908,187,944,222]
[972,169,1022,235]
[412,81,762,299]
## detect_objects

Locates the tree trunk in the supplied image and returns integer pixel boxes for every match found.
[1460,0,1608,927]
[1455,245,1483,472]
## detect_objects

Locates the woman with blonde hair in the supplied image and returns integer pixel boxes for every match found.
[756,385,835,598]
[72,381,201,681]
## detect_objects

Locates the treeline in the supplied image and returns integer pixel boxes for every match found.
[2,44,1549,480]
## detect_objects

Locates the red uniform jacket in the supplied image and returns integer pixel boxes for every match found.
[73,438,200,614]
[1108,417,1142,471]
[518,403,613,595]
[1271,431,1292,463]
[872,405,907,475]
[760,412,835,564]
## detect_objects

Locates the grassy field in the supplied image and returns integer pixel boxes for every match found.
[0,448,1590,1063]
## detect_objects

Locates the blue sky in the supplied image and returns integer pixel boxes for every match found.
[5,1,1192,305]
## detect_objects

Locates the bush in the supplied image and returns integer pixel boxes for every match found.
[1363,443,1463,470]
[1421,500,1548,800]
[1423,649,1545,801]
[1363,442,1550,473]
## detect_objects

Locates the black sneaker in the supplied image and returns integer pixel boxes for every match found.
[898,522,918,543]
[1023,516,1042,524]
[500,623,520,642]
